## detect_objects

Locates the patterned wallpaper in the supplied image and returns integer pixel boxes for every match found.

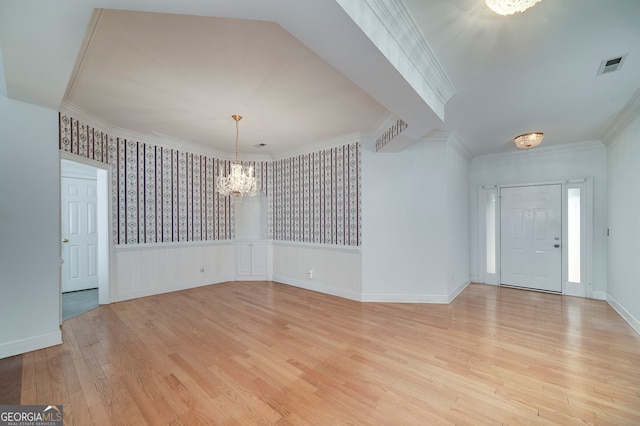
[59,113,361,246]
[270,144,361,246]
[376,119,408,151]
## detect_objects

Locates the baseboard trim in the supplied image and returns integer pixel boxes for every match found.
[361,292,449,303]
[363,281,470,304]
[592,290,607,300]
[448,280,471,302]
[0,330,62,360]
[272,275,362,302]
[607,294,640,336]
[272,277,471,304]
[112,277,233,302]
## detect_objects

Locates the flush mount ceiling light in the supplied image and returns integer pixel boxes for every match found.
[514,132,544,149]
[485,0,543,15]
[215,114,258,197]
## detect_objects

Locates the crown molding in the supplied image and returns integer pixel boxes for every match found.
[59,101,273,161]
[59,101,112,134]
[336,0,455,121]
[371,111,401,137]
[418,130,474,163]
[62,9,102,104]
[472,140,605,165]
[60,103,366,162]
[271,132,367,161]
[601,89,640,145]
[445,132,474,164]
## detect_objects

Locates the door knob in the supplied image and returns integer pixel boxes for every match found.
[554,244,560,248]
[62,238,69,243]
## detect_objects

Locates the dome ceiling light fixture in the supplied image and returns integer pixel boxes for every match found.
[514,132,544,149]
[485,0,543,16]
[215,114,258,197]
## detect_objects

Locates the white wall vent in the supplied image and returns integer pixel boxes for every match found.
[597,54,627,75]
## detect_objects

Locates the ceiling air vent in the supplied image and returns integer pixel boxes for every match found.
[597,54,627,75]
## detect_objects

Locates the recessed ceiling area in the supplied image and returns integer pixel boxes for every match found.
[64,9,388,155]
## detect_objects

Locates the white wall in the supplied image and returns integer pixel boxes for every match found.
[607,114,640,332]
[112,242,235,302]
[446,140,471,297]
[361,138,469,302]
[0,96,62,358]
[469,141,608,294]
[235,191,267,240]
[272,243,362,300]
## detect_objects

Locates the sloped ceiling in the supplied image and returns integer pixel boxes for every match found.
[1,0,639,157]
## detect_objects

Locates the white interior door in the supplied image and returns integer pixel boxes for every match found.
[61,176,99,292]
[500,184,562,292]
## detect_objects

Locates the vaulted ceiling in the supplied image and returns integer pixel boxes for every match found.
[1,0,638,158]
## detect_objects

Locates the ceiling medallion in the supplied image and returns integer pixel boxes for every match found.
[215,114,258,197]
[485,0,543,16]
[513,132,544,149]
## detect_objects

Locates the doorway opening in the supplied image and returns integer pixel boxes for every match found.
[60,156,110,321]
[480,178,593,297]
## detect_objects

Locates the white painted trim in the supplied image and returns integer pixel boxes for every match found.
[564,282,586,298]
[479,178,595,297]
[96,168,111,305]
[592,291,606,301]
[448,280,471,302]
[371,111,403,138]
[114,240,233,251]
[59,152,112,306]
[112,278,232,303]
[271,240,361,253]
[361,292,449,303]
[61,102,370,161]
[472,140,605,166]
[273,275,362,302]
[0,330,62,360]
[62,9,103,107]
[607,294,640,335]
[335,0,455,120]
[446,132,474,164]
[59,102,270,161]
[601,89,640,145]
[59,101,112,135]
[361,281,469,303]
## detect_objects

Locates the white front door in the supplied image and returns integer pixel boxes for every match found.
[500,184,562,292]
[61,176,99,292]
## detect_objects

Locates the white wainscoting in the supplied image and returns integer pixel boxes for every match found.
[272,242,362,301]
[112,241,235,302]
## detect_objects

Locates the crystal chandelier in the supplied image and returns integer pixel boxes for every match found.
[485,0,543,15]
[514,132,544,149]
[215,114,257,197]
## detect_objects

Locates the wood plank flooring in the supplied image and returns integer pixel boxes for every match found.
[16,282,640,424]
[0,354,22,404]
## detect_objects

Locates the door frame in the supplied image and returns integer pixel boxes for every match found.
[60,152,112,317]
[478,178,593,297]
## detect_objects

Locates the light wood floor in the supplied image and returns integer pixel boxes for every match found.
[20,282,640,425]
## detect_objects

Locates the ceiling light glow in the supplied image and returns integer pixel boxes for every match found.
[485,0,543,16]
